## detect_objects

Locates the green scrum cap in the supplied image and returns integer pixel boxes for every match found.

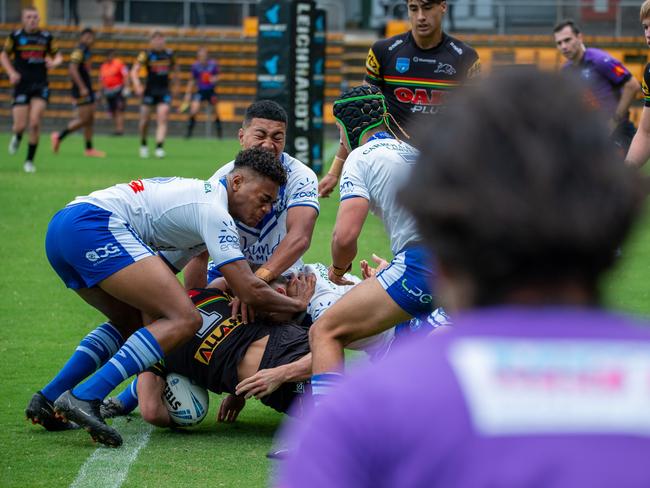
[333,84,391,150]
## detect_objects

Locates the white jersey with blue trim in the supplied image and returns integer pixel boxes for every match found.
[71,177,244,270]
[339,135,420,255]
[209,152,319,272]
[304,263,395,360]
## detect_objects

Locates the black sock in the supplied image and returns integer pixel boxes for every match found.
[156,141,163,149]
[15,132,23,143]
[59,128,71,141]
[141,138,147,146]
[27,143,37,162]
[85,140,93,150]
[214,117,222,138]
[187,116,196,136]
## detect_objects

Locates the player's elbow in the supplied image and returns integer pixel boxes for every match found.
[332,228,357,252]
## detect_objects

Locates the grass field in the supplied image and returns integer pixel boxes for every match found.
[0,132,392,488]
[1,132,649,487]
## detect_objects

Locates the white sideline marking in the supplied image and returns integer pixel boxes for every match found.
[70,418,153,488]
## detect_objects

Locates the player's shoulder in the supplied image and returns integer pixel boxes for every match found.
[41,30,53,38]
[282,153,318,180]
[443,33,478,61]
[373,31,409,52]
[10,28,22,37]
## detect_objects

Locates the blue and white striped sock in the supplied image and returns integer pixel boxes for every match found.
[311,372,344,407]
[41,322,124,402]
[115,377,139,415]
[73,328,163,402]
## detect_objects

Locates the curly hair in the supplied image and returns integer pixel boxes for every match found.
[333,85,390,150]
[400,68,645,305]
[233,147,287,186]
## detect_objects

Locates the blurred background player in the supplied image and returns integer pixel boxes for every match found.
[131,31,178,158]
[626,1,650,168]
[182,46,222,139]
[51,28,106,158]
[1,6,62,173]
[319,0,479,197]
[99,49,129,136]
[554,19,639,154]
[279,68,650,488]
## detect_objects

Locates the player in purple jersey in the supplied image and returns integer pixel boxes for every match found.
[626,1,650,168]
[554,19,639,154]
[182,46,222,139]
[278,70,650,487]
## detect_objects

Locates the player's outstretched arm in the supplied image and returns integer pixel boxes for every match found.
[258,206,318,280]
[220,260,315,314]
[137,372,172,428]
[236,353,312,399]
[626,106,650,167]
[319,142,349,198]
[330,197,369,285]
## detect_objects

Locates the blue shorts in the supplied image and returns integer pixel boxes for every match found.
[206,259,221,284]
[45,203,155,289]
[376,245,435,317]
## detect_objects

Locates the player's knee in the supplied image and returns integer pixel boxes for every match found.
[177,308,202,339]
[139,401,167,425]
[28,120,40,133]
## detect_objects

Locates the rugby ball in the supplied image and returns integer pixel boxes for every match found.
[162,373,209,427]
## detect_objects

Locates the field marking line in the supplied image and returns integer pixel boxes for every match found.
[69,417,153,488]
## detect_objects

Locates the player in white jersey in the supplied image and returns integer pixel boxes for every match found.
[28,147,315,447]
[308,85,435,404]
[182,101,319,314]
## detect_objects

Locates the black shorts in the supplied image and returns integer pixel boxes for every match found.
[12,81,49,105]
[191,89,217,105]
[105,91,125,113]
[142,89,171,106]
[71,83,95,106]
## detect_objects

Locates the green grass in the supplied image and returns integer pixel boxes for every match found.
[0,132,391,488]
[1,132,649,487]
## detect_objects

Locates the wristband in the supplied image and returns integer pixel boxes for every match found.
[331,263,351,277]
[328,156,345,178]
[254,267,274,283]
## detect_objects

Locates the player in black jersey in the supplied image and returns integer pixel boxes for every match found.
[626,1,650,168]
[102,286,312,427]
[0,7,61,173]
[318,0,480,197]
[130,31,179,159]
[51,28,106,158]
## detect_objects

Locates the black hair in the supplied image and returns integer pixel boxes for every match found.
[244,100,288,126]
[400,68,644,306]
[333,84,390,150]
[233,147,287,187]
[80,27,94,37]
[553,19,581,35]
[403,0,445,5]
